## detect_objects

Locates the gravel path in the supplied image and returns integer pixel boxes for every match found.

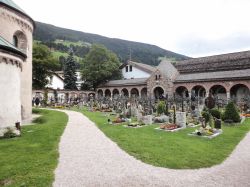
[53,110,250,187]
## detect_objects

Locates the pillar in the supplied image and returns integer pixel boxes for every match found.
[227,91,230,103]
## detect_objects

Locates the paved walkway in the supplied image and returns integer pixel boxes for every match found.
[53,110,250,187]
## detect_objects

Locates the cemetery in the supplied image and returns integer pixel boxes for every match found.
[1,0,250,186]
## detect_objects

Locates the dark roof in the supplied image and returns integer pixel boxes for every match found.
[100,78,147,87]
[0,0,35,27]
[175,50,250,73]
[0,36,27,58]
[120,61,156,74]
[175,69,250,83]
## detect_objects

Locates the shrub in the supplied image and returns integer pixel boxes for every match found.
[210,108,221,119]
[201,111,210,123]
[223,102,241,123]
[4,128,16,138]
[157,101,166,115]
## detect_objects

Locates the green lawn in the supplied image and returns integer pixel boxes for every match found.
[52,50,83,62]
[0,109,68,187]
[54,39,91,47]
[79,108,250,169]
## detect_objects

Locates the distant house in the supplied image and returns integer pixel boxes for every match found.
[53,71,84,90]
[120,61,156,79]
[33,71,94,103]
[47,72,64,90]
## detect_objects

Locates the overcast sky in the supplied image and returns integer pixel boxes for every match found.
[15,0,250,57]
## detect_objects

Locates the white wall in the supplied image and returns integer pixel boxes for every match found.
[47,75,64,90]
[0,59,21,128]
[122,65,151,79]
[0,6,34,122]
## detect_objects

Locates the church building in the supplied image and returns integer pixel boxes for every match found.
[0,0,34,127]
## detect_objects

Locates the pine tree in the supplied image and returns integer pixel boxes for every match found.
[223,102,241,123]
[64,49,77,90]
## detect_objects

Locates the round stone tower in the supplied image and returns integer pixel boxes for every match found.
[0,0,34,127]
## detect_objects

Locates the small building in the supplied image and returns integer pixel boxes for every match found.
[47,72,64,90]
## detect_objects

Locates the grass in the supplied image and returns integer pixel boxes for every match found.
[54,39,91,47]
[52,50,83,62]
[0,109,68,187]
[78,108,250,169]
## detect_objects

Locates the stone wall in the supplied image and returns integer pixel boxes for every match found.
[0,5,34,122]
[0,52,22,128]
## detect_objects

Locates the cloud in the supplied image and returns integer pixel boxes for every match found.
[175,31,250,57]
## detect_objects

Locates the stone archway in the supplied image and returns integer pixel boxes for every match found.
[104,89,111,98]
[79,92,87,100]
[176,86,189,98]
[230,84,250,103]
[97,90,103,98]
[141,88,147,99]
[154,86,164,99]
[121,88,129,97]
[113,89,120,99]
[191,85,206,98]
[131,88,139,98]
[209,85,227,100]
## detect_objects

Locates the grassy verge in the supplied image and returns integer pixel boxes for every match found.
[78,108,250,169]
[0,109,68,187]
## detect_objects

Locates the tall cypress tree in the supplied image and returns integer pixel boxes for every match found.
[64,49,77,90]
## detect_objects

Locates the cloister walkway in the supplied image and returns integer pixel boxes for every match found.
[53,110,250,187]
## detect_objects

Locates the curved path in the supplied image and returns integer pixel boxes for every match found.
[53,110,250,187]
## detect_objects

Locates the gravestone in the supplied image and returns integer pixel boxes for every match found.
[154,115,169,123]
[137,112,143,122]
[142,115,153,125]
[205,94,215,109]
[176,112,186,128]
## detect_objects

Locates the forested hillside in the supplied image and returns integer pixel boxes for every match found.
[34,22,190,66]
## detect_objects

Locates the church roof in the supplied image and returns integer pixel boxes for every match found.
[100,78,147,87]
[157,60,179,80]
[120,60,156,74]
[0,36,27,58]
[175,69,250,83]
[175,50,250,73]
[0,0,35,26]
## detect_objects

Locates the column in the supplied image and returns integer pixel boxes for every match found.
[227,91,230,103]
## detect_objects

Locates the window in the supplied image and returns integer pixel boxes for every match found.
[13,31,27,53]
[126,66,128,72]
[129,65,132,72]
[13,35,18,47]
[159,75,161,79]
[155,75,158,80]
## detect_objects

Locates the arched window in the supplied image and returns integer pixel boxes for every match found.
[13,31,27,53]
[13,35,18,47]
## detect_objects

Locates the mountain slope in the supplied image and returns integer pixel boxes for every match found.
[34,22,190,66]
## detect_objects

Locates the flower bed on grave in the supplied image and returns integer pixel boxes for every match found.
[155,123,185,132]
[124,122,146,128]
[101,108,112,112]
[241,113,250,118]
[188,126,223,139]
[112,117,126,124]
[187,123,201,128]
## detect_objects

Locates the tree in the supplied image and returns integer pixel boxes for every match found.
[32,43,59,89]
[63,49,77,90]
[223,102,241,123]
[81,44,122,90]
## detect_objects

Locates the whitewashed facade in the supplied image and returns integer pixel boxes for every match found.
[122,65,151,79]
[47,73,64,90]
